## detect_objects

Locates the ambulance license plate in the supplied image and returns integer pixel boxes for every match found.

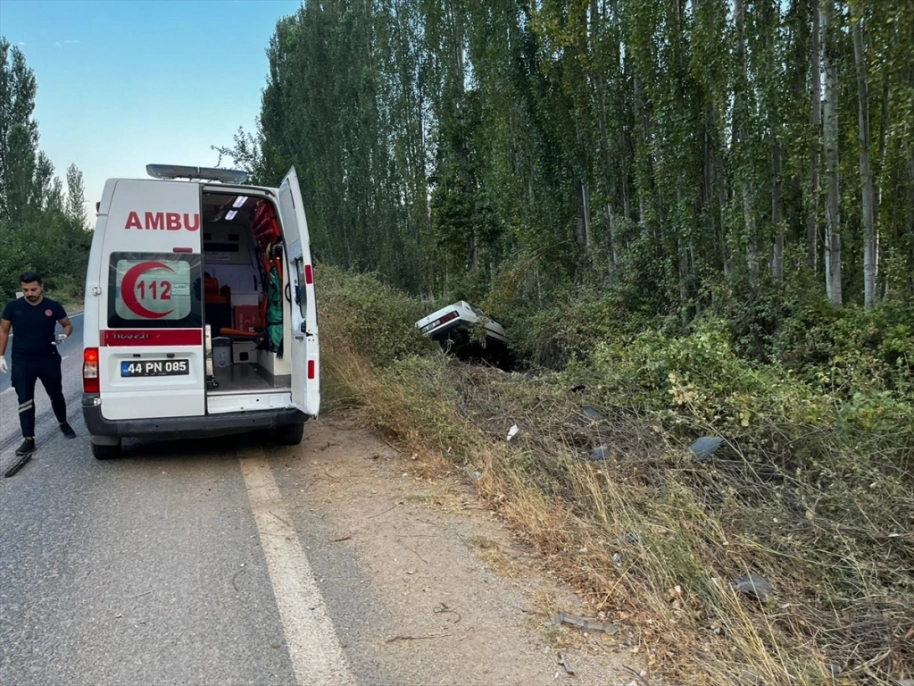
[121,360,189,377]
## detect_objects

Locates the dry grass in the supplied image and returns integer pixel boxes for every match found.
[461,534,520,576]
[318,304,913,684]
[456,366,913,685]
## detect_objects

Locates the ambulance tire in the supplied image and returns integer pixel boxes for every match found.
[92,440,122,460]
[274,421,305,446]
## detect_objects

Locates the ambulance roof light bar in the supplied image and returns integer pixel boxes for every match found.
[146,164,248,185]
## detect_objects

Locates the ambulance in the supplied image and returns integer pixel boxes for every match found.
[81,165,319,459]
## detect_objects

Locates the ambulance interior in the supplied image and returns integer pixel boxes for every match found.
[200,191,291,398]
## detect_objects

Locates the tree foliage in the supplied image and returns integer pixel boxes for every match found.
[217,0,912,320]
[0,38,91,304]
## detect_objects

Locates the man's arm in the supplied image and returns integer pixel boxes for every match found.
[58,316,73,338]
[0,318,11,357]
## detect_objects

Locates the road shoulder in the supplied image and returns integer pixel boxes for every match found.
[273,411,641,685]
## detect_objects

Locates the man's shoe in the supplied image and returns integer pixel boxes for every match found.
[15,439,35,456]
[60,422,76,439]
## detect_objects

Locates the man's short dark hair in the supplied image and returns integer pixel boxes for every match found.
[19,271,42,285]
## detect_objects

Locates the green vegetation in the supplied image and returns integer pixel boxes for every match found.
[317,265,912,685]
[217,2,912,682]
[0,39,91,307]
[218,0,913,316]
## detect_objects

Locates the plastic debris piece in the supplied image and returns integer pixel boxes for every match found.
[581,406,603,421]
[733,574,772,601]
[590,445,610,461]
[612,533,642,546]
[690,436,724,461]
[506,424,519,441]
[550,611,617,635]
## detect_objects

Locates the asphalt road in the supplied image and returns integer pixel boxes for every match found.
[0,314,364,686]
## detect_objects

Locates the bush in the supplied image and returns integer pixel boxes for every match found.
[315,264,435,367]
[589,317,820,422]
[320,266,914,684]
[767,301,914,431]
[0,214,91,306]
[503,287,658,369]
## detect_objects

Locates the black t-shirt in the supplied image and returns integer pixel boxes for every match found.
[1,297,67,358]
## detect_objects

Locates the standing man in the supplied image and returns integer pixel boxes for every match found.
[0,272,77,457]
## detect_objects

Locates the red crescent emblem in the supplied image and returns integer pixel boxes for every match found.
[122,261,175,319]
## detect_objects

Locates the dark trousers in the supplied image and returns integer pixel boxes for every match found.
[11,353,67,439]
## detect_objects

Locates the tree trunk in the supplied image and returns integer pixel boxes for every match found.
[678,237,690,313]
[633,72,651,236]
[528,162,535,207]
[581,178,592,253]
[744,185,759,287]
[821,0,842,307]
[621,46,633,221]
[734,0,758,288]
[767,0,784,283]
[808,1,822,272]
[772,139,785,282]
[604,203,618,276]
[621,126,632,219]
[852,4,876,308]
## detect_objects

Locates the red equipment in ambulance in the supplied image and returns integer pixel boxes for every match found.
[81,165,319,459]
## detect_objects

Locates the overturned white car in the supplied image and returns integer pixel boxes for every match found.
[415,301,511,366]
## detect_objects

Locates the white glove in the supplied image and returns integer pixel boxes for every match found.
[56,333,68,344]
[0,358,7,373]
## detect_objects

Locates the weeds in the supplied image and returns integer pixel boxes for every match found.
[316,265,914,685]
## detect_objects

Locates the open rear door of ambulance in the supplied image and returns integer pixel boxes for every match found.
[277,167,320,417]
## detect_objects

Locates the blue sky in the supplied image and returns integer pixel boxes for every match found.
[1,0,301,218]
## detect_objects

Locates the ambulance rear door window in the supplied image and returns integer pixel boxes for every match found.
[107,252,202,329]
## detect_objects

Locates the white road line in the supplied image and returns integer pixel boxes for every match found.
[238,447,356,686]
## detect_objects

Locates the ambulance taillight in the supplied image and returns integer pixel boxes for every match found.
[83,348,100,393]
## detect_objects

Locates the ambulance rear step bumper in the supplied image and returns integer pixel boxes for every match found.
[82,394,305,440]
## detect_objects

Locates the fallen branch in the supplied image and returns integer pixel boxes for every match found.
[382,438,404,454]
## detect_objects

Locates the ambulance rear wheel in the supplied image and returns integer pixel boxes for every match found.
[92,440,122,460]
[274,421,305,446]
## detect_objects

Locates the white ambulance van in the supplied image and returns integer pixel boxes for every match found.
[81,165,319,459]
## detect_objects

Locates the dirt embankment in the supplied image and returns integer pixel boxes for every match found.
[285,411,649,686]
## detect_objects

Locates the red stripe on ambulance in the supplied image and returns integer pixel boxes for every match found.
[101,329,203,346]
